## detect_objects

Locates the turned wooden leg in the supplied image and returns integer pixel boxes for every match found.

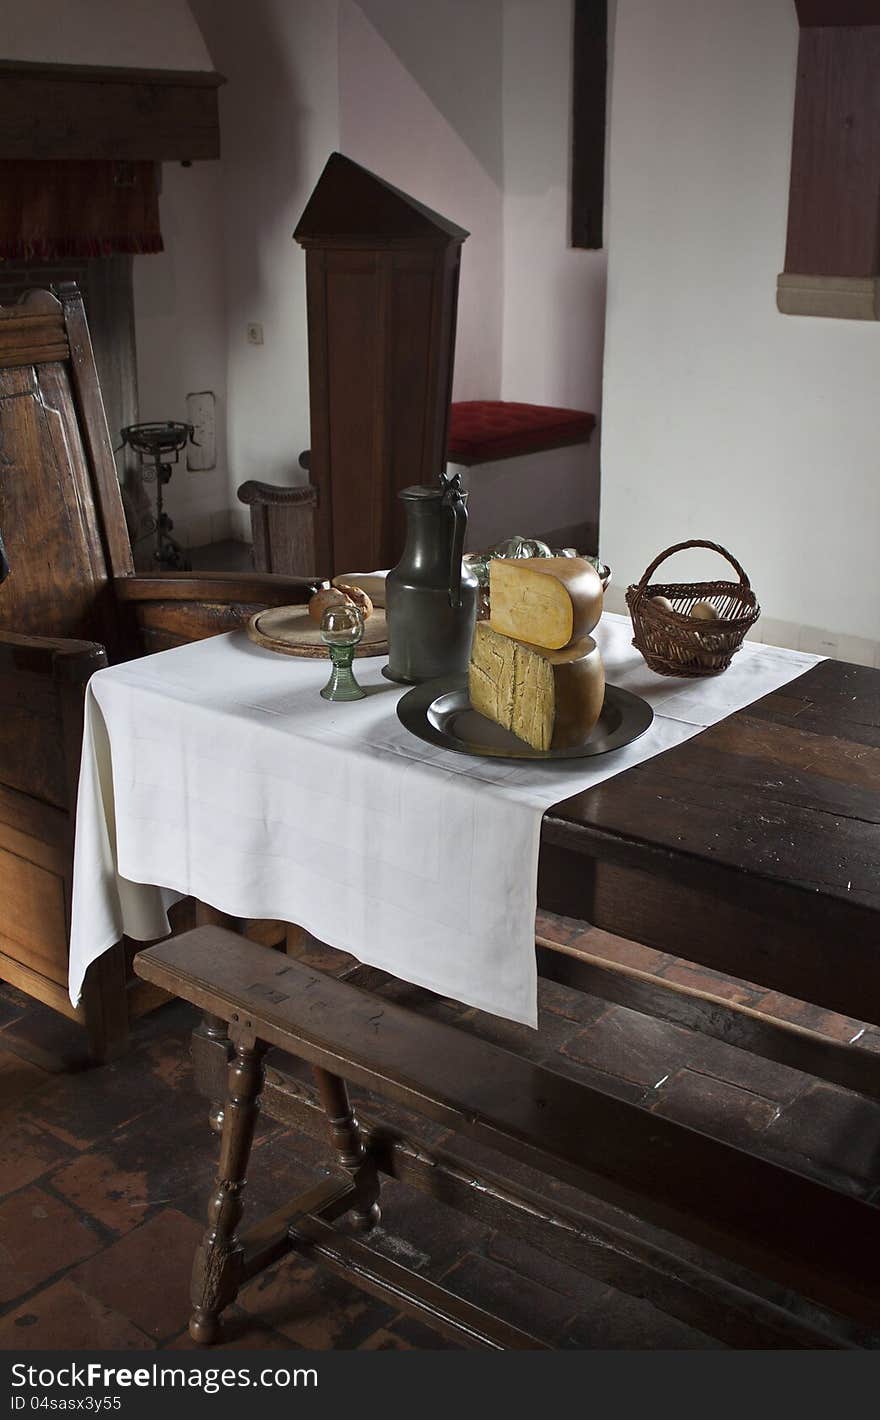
[192,1013,233,1134]
[312,1066,381,1232]
[189,1037,268,1344]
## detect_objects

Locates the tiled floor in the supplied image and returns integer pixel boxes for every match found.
[2,914,880,1351]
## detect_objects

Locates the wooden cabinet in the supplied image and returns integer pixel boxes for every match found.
[295,154,468,574]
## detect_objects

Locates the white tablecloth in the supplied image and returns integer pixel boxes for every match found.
[70,613,820,1026]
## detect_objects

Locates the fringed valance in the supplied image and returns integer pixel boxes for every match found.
[0,160,163,261]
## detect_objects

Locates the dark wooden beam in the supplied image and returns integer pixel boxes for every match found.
[795,1,880,26]
[0,59,224,162]
[570,0,607,249]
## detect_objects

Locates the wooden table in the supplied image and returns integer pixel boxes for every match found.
[153,658,880,1350]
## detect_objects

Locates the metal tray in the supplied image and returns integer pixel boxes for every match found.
[396,675,654,761]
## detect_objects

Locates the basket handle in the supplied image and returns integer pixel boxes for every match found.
[636,540,751,591]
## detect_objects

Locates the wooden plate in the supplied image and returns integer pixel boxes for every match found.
[247,604,389,659]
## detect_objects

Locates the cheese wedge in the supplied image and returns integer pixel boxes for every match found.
[489,557,603,651]
[469,622,605,751]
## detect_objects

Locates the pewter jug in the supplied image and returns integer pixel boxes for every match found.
[385,472,478,684]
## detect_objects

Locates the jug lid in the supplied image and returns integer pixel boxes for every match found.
[398,484,444,501]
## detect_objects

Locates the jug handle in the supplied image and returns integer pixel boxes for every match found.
[442,472,467,609]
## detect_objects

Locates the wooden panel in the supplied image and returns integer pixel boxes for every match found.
[0,60,223,162]
[0,943,81,1020]
[0,661,66,806]
[785,26,880,276]
[59,284,135,584]
[0,844,68,982]
[0,781,69,848]
[0,291,68,368]
[571,0,608,249]
[325,254,381,573]
[387,257,437,557]
[0,817,67,876]
[0,361,115,643]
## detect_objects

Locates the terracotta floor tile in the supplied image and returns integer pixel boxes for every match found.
[451,1002,581,1062]
[164,1305,294,1350]
[649,1069,780,1152]
[358,1315,460,1350]
[0,1185,102,1304]
[0,1109,75,1196]
[756,993,866,1044]
[70,1209,203,1341]
[559,1292,720,1350]
[369,1180,490,1276]
[536,976,610,1025]
[51,1092,225,1234]
[562,1003,807,1102]
[440,1252,571,1344]
[0,1004,92,1074]
[0,1048,49,1108]
[27,1050,182,1151]
[563,927,673,976]
[656,960,767,1007]
[238,1255,392,1348]
[534,911,588,948]
[0,1278,153,1349]
[0,988,26,1030]
[49,1149,155,1235]
[762,1082,880,1192]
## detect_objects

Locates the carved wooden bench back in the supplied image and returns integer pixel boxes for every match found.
[0,286,133,651]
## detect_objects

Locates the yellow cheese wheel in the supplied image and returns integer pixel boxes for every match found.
[469,621,605,751]
[489,557,603,651]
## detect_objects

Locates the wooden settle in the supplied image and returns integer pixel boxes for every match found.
[0,287,322,1059]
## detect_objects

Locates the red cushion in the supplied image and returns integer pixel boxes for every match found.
[447,400,596,465]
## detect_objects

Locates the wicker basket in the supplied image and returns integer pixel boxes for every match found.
[626,540,760,677]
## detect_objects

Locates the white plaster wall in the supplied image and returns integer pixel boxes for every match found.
[1,0,211,69]
[0,0,228,545]
[338,0,504,401]
[190,0,340,538]
[132,162,229,545]
[601,0,880,652]
[500,0,610,545]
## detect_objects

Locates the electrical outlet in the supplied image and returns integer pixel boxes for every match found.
[246,322,264,345]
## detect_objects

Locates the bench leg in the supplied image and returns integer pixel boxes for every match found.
[312,1066,381,1232]
[192,1013,233,1134]
[190,1037,268,1344]
[194,904,244,1133]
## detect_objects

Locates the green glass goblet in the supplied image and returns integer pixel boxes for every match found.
[319,602,366,701]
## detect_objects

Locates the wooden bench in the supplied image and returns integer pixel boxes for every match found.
[135,925,880,1350]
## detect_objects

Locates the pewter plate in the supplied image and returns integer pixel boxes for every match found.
[397,675,654,761]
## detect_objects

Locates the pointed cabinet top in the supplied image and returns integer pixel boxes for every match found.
[294,153,469,249]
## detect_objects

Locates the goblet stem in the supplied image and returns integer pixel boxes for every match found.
[320,643,366,701]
